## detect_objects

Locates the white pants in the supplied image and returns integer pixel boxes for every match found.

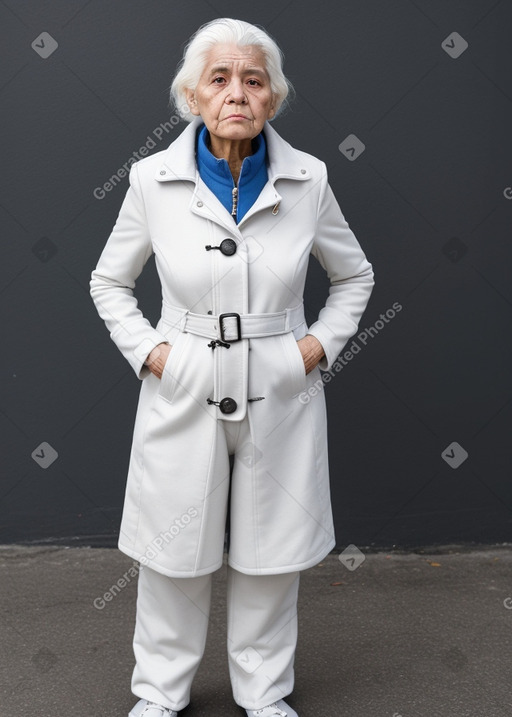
[131,564,300,711]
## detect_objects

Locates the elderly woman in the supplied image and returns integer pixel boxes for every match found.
[90,17,374,717]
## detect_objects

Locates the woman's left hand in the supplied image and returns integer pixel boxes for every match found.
[297,334,325,375]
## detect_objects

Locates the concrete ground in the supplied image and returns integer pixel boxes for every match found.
[1,545,512,717]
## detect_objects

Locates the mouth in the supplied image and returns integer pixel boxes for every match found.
[224,114,250,120]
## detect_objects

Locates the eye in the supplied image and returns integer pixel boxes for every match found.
[212,76,226,84]
[247,79,260,86]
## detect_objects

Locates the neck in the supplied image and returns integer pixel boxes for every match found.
[208,135,254,184]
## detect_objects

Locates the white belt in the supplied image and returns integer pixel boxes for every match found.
[161,302,305,342]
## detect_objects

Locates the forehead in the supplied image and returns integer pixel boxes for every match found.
[201,43,267,74]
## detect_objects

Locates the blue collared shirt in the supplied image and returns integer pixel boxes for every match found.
[195,122,268,223]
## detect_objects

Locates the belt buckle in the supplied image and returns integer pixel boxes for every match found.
[219,313,242,342]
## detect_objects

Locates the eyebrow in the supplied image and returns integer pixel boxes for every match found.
[207,66,267,79]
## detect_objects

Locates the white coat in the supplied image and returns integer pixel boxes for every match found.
[90,116,374,578]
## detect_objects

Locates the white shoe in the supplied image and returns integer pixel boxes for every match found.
[129,699,178,717]
[246,699,298,717]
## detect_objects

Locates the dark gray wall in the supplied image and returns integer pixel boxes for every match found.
[1,0,511,548]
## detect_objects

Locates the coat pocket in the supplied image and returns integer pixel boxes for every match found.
[280,331,307,399]
[157,330,189,405]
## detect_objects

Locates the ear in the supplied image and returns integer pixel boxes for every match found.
[267,92,277,120]
[185,89,200,116]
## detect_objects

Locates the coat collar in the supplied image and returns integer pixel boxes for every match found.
[155,116,311,184]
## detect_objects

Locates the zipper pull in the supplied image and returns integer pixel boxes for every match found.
[231,186,238,218]
[271,201,280,215]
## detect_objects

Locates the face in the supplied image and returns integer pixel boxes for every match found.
[186,43,276,142]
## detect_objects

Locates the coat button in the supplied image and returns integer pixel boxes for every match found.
[220,239,237,256]
[196,201,203,207]
[160,170,166,175]
[219,397,237,414]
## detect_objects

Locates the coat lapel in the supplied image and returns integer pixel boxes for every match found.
[153,117,312,232]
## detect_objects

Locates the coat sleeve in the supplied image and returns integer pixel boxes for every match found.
[89,161,169,379]
[307,162,375,371]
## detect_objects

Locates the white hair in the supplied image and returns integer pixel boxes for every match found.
[170,18,294,122]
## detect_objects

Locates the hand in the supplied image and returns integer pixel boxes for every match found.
[145,342,171,379]
[297,334,325,375]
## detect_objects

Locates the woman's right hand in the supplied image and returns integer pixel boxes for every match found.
[145,342,172,379]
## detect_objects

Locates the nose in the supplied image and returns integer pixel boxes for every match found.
[226,77,247,104]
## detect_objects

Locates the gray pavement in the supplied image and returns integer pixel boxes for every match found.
[1,544,512,717]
